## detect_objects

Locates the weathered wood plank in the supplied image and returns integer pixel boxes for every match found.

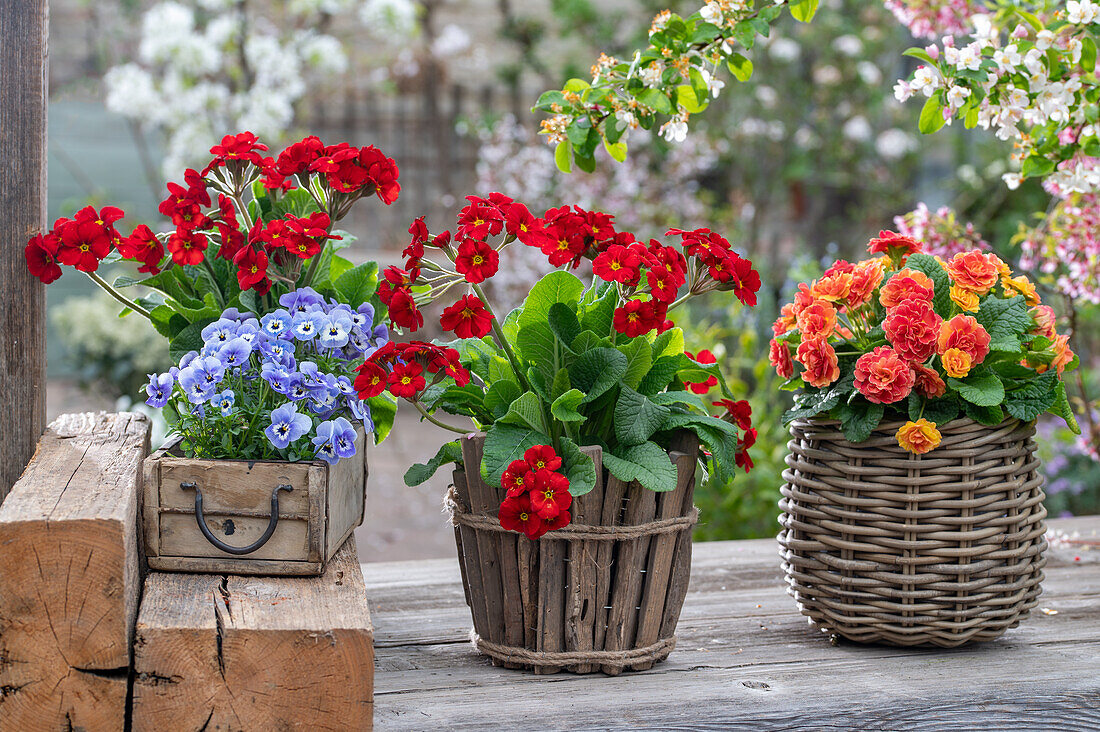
[0,412,150,731]
[0,0,48,501]
[363,517,1100,730]
[134,539,374,731]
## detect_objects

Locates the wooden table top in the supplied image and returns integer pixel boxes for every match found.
[361,515,1100,730]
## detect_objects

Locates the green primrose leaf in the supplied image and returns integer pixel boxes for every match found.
[603,441,678,492]
[614,385,671,446]
[404,440,464,486]
[949,372,1005,407]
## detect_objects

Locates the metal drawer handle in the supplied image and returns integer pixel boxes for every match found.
[180,482,293,556]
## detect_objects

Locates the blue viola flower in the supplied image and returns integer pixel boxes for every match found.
[318,313,354,350]
[213,389,236,416]
[351,302,376,330]
[178,351,199,370]
[265,403,312,450]
[334,375,355,396]
[309,384,342,415]
[311,417,357,465]
[201,318,238,346]
[217,337,252,370]
[260,310,294,339]
[260,362,295,395]
[178,356,225,404]
[347,398,373,430]
[258,338,296,369]
[291,310,325,341]
[280,287,324,315]
[145,372,174,408]
[298,361,325,390]
[287,379,311,401]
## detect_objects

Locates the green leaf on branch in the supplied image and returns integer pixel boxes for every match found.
[404,440,464,486]
[975,295,1031,352]
[603,138,627,163]
[727,53,753,82]
[919,94,946,134]
[836,399,884,443]
[1022,155,1056,178]
[674,85,707,114]
[603,441,678,492]
[949,372,1005,407]
[560,437,597,496]
[555,140,573,173]
[789,0,819,22]
[614,386,671,446]
[902,47,939,66]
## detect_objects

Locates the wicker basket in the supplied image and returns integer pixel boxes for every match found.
[778,417,1047,648]
[447,432,699,674]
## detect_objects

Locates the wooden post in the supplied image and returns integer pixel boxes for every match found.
[0,412,150,730]
[0,1,49,500]
[133,539,375,730]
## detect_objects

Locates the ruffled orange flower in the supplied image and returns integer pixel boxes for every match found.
[879,268,935,309]
[941,347,973,378]
[811,272,852,304]
[769,337,794,379]
[937,314,991,365]
[867,230,923,260]
[1002,274,1040,306]
[884,298,942,363]
[773,303,797,337]
[854,346,915,404]
[1036,334,1075,376]
[946,251,999,295]
[1030,305,1057,338]
[949,284,979,313]
[847,260,884,308]
[796,301,837,340]
[912,362,947,398]
[796,337,840,388]
[896,419,942,455]
[792,282,815,315]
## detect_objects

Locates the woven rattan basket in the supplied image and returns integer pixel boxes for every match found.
[778,416,1047,648]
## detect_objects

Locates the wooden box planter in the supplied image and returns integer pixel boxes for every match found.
[143,428,367,576]
[447,432,699,675]
[778,417,1047,648]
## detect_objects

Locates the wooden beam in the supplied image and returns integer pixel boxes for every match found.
[0,412,150,730]
[0,0,48,500]
[133,539,375,731]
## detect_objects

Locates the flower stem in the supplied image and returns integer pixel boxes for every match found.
[86,271,153,319]
[470,281,530,392]
[411,399,472,434]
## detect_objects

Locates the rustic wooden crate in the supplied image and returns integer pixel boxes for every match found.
[450,432,699,674]
[143,429,367,575]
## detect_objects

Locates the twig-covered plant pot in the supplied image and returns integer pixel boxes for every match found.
[448,433,699,675]
[778,417,1047,648]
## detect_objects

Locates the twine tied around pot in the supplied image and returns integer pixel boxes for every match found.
[445,485,699,541]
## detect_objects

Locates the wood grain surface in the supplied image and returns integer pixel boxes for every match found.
[362,515,1100,730]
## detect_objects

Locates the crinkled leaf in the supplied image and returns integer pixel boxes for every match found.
[783,372,855,425]
[836,399,884,443]
[975,295,1031,353]
[519,271,585,328]
[499,391,548,434]
[560,437,597,497]
[485,380,523,420]
[482,424,550,487]
[365,393,397,444]
[169,318,217,363]
[639,355,685,395]
[964,401,1005,425]
[949,372,1005,407]
[621,339,653,390]
[569,347,628,404]
[1004,370,1058,422]
[615,386,671,446]
[334,262,379,309]
[1050,381,1081,434]
[579,282,617,337]
[548,302,581,347]
[603,441,678,492]
[551,388,587,422]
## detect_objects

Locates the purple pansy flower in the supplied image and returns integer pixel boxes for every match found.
[264,403,312,449]
[145,372,174,408]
